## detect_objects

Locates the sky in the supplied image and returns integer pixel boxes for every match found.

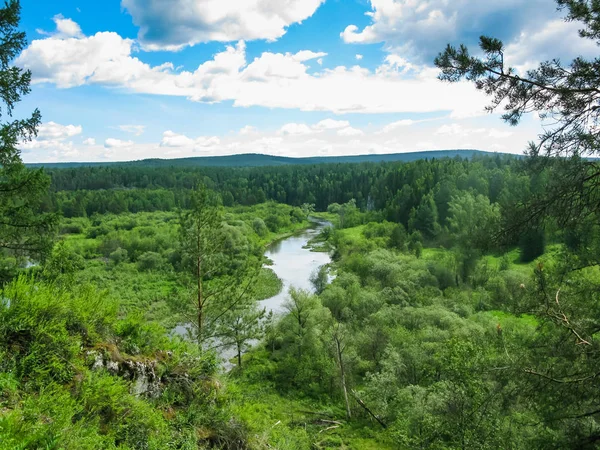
[14,0,598,163]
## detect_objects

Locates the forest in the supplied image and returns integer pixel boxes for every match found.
[3,0,600,449]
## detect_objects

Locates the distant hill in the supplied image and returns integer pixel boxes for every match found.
[27,149,517,169]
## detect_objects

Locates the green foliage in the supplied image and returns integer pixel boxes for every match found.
[448,191,501,251]
[0,277,116,385]
[0,276,248,448]
[408,193,439,238]
[252,217,268,237]
[137,251,165,271]
[0,0,57,266]
[309,265,329,295]
[519,228,546,262]
[109,246,128,265]
[42,241,84,286]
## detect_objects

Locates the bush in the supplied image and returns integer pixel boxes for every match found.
[0,278,117,386]
[86,224,110,239]
[252,218,268,237]
[60,223,83,235]
[137,252,164,271]
[109,247,128,265]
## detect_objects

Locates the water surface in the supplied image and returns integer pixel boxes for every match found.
[259,222,331,314]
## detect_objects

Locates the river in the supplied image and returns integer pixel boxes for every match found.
[173,219,332,365]
[259,219,332,314]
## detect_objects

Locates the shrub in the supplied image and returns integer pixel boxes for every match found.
[137,252,164,272]
[109,247,128,265]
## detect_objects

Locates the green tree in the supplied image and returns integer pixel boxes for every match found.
[408,193,439,239]
[447,192,500,251]
[41,241,83,288]
[309,264,328,295]
[435,2,600,443]
[408,231,423,258]
[0,1,56,269]
[217,300,265,369]
[434,0,600,232]
[519,228,545,262]
[389,223,407,251]
[178,184,258,346]
[280,288,324,361]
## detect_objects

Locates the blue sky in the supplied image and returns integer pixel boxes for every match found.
[14,0,597,162]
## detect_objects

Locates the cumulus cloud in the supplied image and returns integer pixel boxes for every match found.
[338,127,364,137]
[355,54,363,60]
[37,121,82,140]
[121,0,325,50]
[293,50,327,62]
[16,19,489,117]
[37,14,83,39]
[105,138,134,148]
[379,119,415,134]
[160,131,220,150]
[279,119,355,136]
[435,123,514,139]
[119,124,146,136]
[504,19,598,72]
[314,119,350,130]
[22,115,541,164]
[18,121,83,160]
[279,123,313,135]
[340,0,581,65]
[83,138,96,145]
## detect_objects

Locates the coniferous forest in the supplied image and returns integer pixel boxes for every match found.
[4,0,600,449]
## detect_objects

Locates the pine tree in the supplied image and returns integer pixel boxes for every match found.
[0,0,56,272]
[178,184,259,346]
[434,0,600,232]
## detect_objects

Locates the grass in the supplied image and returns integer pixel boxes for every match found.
[254,267,283,301]
[227,362,395,450]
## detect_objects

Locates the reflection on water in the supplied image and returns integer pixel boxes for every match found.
[259,223,331,314]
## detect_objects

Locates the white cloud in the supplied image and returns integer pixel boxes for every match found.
[379,119,415,133]
[434,123,514,139]
[159,131,220,150]
[279,123,313,135]
[505,19,598,72]
[355,54,363,60]
[160,131,194,147]
[119,124,146,136]
[83,138,96,145]
[122,0,325,51]
[488,128,514,139]
[314,119,350,130]
[340,0,594,75]
[37,14,83,39]
[340,0,555,60]
[338,127,364,136]
[22,115,543,164]
[436,124,485,136]
[37,121,82,140]
[18,121,84,160]
[240,125,258,135]
[279,119,354,135]
[105,138,134,148]
[293,50,327,62]
[17,21,489,117]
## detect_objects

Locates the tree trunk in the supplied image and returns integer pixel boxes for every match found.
[335,335,351,419]
[237,341,242,368]
[350,389,386,429]
[197,229,204,347]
